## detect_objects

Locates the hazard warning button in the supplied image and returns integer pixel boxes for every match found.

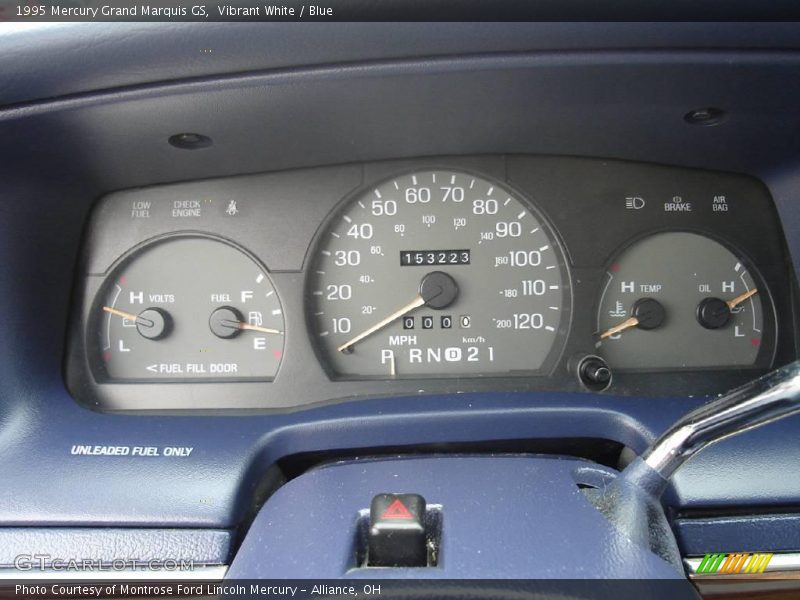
[368,493,427,567]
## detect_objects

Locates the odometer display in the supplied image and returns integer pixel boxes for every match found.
[308,170,569,378]
[401,249,471,266]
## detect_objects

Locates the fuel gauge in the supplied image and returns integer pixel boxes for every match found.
[595,232,773,370]
[91,235,285,381]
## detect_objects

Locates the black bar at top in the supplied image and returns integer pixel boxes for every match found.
[6,0,800,22]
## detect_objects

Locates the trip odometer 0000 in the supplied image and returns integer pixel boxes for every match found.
[308,170,570,378]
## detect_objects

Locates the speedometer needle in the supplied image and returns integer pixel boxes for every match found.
[336,271,460,353]
[727,288,758,310]
[599,316,639,340]
[338,295,425,353]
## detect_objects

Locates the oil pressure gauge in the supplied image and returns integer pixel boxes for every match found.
[90,235,284,381]
[595,231,774,370]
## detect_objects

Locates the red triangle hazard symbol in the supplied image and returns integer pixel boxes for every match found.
[380,498,414,520]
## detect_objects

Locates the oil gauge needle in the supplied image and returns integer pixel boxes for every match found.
[338,295,425,353]
[727,288,758,310]
[599,316,640,340]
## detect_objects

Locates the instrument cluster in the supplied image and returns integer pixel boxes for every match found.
[66,156,796,411]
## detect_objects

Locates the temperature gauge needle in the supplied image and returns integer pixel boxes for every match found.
[599,316,639,340]
[338,295,425,353]
[598,298,666,340]
[727,288,758,310]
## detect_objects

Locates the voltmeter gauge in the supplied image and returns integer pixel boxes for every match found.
[90,236,285,381]
[595,231,774,370]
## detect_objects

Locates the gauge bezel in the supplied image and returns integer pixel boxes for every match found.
[86,231,285,384]
[64,155,798,411]
[593,227,778,374]
[303,166,574,381]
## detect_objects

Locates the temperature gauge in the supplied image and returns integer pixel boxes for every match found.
[595,232,773,370]
[90,236,284,381]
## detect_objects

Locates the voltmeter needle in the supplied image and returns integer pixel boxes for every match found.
[727,288,758,310]
[102,306,152,326]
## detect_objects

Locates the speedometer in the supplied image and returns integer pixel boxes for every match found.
[307,169,570,378]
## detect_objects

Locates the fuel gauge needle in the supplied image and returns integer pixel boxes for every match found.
[237,322,283,335]
[727,288,758,310]
[599,316,639,340]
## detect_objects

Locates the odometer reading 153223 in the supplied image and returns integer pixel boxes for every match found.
[308,170,569,378]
